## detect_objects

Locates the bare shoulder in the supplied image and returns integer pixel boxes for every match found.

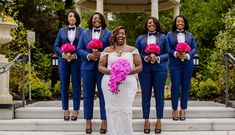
[125,45,136,52]
[103,46,114,53]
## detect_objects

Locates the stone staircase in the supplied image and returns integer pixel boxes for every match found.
[0,99,235,135]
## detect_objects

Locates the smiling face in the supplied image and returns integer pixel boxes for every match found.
[147,19,156,32]
[116,29,126,45]
[176,17,185,30]
[92,14,102,28]
[68,12,76,26]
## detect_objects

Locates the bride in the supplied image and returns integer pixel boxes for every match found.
[98,26,142,135]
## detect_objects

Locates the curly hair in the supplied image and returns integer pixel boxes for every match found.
[109,26,125,47]
[142,16,162,34]
[88,12,107,30]
[172,15,189,32]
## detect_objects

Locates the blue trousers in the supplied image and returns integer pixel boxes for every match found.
[81,69,106,120]
[169,64,193,110]
[138,71,166,119]
[58,59,81,110]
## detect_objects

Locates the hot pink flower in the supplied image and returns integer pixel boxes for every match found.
[108,59,131,95]
[176,42,191,53]
[87,39,103,50]
[145,44,160,54]
[61,43,76,53]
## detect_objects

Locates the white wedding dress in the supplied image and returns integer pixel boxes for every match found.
[101,49,139,135]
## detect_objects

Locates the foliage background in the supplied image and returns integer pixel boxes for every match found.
[0,0,234,101]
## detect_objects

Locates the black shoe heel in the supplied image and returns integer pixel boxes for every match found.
[64,116,70,121]
[86,129,92,134]
[100,128,106,134]
[155,128,161,134]
[144,129,150,134]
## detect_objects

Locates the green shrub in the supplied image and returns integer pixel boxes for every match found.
[197,79,220,99]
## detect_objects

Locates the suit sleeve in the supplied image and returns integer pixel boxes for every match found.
[159,35,169,63]
[166,32,176,57]
[188,33,197,58]
[77,31,90,60]
[135,36,147,62]
[54,29,62,57]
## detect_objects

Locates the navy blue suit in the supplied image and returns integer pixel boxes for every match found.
[167,31,197,110]
[135,32,169,119]
[54,26,84,110]
[77,28,111,120]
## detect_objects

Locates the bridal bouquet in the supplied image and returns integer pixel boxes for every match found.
[175,42,191,61]
[108,59,131,95]
[87,39,103,52]
[145,44,160,64]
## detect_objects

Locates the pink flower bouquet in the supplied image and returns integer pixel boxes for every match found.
[61,43,76,54]
[176,42,191,61]
[108,59,131,95]
[87,39,103,52]
[145,44,160,64]
[61,43,76,62]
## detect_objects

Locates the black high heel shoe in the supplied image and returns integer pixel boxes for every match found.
[86,129,92,134]
[144,121,150,134]
[63,110,70,121]
[155,128,161,134]
[100,128,107,134]
[155,120,161,134]
[71,110,78,121]
[172,110,179,121]
[180,110,186,121]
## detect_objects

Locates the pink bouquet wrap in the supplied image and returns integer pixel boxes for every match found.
[61,43,76,53]
[87,39,103,52]
[108,59,131,95]
[145,44,160,64]
[176,42,191,61]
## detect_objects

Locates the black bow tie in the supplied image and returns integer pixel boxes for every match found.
[176,30,185,33]
[94,29,100,32]
[68,27,75,31]
[148,32,156,36]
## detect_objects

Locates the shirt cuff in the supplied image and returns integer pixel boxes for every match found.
[186,54,190,60]
[144,56,148,62]
[157,56,160,63]
[74,54,77,59]
[174,51,177,58]
[62,53,66,59]
[87,54,91,61]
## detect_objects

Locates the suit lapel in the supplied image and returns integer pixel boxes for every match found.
[88,30,92,41]
[99,29,107,41]
[64,27,69,43]
[143,34,147,46]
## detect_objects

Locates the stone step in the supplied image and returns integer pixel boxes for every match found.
[0,131,234,135]
[0,118,234,132]
[15,107,235,119]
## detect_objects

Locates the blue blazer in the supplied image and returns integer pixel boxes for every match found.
[77,28,112,70]
[167,31,197,66]
[135,32,169,72]
[54,26,84,61]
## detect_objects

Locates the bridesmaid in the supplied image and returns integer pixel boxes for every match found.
[77,12,111,134]
[135,16,169,134]
[167,15,197,121]
[54,10,84,121]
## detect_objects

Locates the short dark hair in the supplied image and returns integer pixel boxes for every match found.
[109,26,125,47]
[88,12,107,30]
[172,15,189,31]
[142,16,162,34]
[65,10,81,26]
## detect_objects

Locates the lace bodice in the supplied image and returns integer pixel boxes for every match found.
[101,49,139,70]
